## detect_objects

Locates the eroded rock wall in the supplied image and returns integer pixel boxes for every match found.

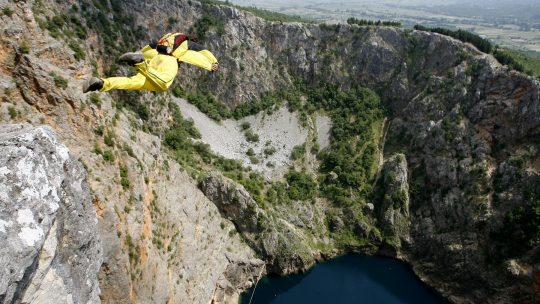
[0,124,102,304]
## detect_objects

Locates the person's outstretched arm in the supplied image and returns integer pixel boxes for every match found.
[173,40,219,72]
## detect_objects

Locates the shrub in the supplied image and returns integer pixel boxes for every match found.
[172,86,186,98]
[104,131,115,147]
[291,144,305,160]
[89,93,102,108]
[286,170,317,201]
[19,41,30,54]
[8,106,17,119]
[115,91,149,121]
[69,40,85,60]
[49,72,68,89]
[264,146,277,156]
[102,150,114,162]
[244,130,259,142]
[120,164,130,190]
[249,155,260,164]
[94,125,104,136]
[186,90,231,121]
[2,7,13,17]
[240,121,251,131]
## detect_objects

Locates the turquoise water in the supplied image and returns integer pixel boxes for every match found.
[240,255,445,304]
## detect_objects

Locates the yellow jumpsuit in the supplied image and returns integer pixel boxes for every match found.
[100,38,218,92]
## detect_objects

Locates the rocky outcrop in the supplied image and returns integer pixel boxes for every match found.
[0,124,102,304]
[200,172,316,275]
[376,153,410,249]
[200,172,261,233]
[2,0,539,302]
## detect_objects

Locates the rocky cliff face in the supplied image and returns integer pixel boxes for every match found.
[0,124,102,304]
[1,0,539,303]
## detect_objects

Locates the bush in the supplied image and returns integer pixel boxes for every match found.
[89,93,102,108]
[286,170,317,201]
[2,7,13,17]
[19,41,30,54]
[186,90,231,121]
[244,130,259,142]
[264,146,277,156]
[69,40,85,60]
[104,131,115,147]
[493,199,540,259]
[94,125,104,136]
[240,122,251,131]
[49,72,68,89]
[172,86,186,98]
[291,144,305,160]
[8,106,17,119]
[102,150,114,162]
[120,164,130,190]
[115,91,149,121]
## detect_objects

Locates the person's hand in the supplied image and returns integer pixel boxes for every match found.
[211,63,219,72]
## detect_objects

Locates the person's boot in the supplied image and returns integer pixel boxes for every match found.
[82,77,104,93]
[118,52,144,66]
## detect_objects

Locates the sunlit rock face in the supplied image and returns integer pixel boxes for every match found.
[0,124,102,304]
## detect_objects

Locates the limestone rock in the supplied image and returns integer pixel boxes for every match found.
[200,171,261,233]
[0,124,102,304]
[377,154,410,246]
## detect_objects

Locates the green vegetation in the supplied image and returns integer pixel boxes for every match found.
[493,48,540,78]
[68,40,85,60]
[232,92,284,119]
[89,93,102,108]
[114,91,149,121]
[244,129,259,142]
[94,125,104,136]
[49,72,68,89]
[119,164,130,190]
[414,25,539,77]
[102,150,114,162]
[190,8,225,41]
[19,41,30,54]
[104,131,115,147]
[8,106,17,119]
[493,199,540,259]
[347,18,401,27]
[414,24,493,53]
[286,170,317,201]
[291,144,305,160]
[240,122,251,131]
[183,90,231,121]
[263,146,277,156]
[2,7,13,17]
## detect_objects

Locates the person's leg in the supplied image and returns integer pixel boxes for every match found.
[100,73,160,92]
[94,52,177,92]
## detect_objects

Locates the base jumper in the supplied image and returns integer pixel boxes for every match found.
[83,32,218,93]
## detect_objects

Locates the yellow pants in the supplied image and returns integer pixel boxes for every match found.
[100,46,178,92]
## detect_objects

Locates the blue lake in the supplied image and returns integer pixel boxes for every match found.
[240,254,445,304]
